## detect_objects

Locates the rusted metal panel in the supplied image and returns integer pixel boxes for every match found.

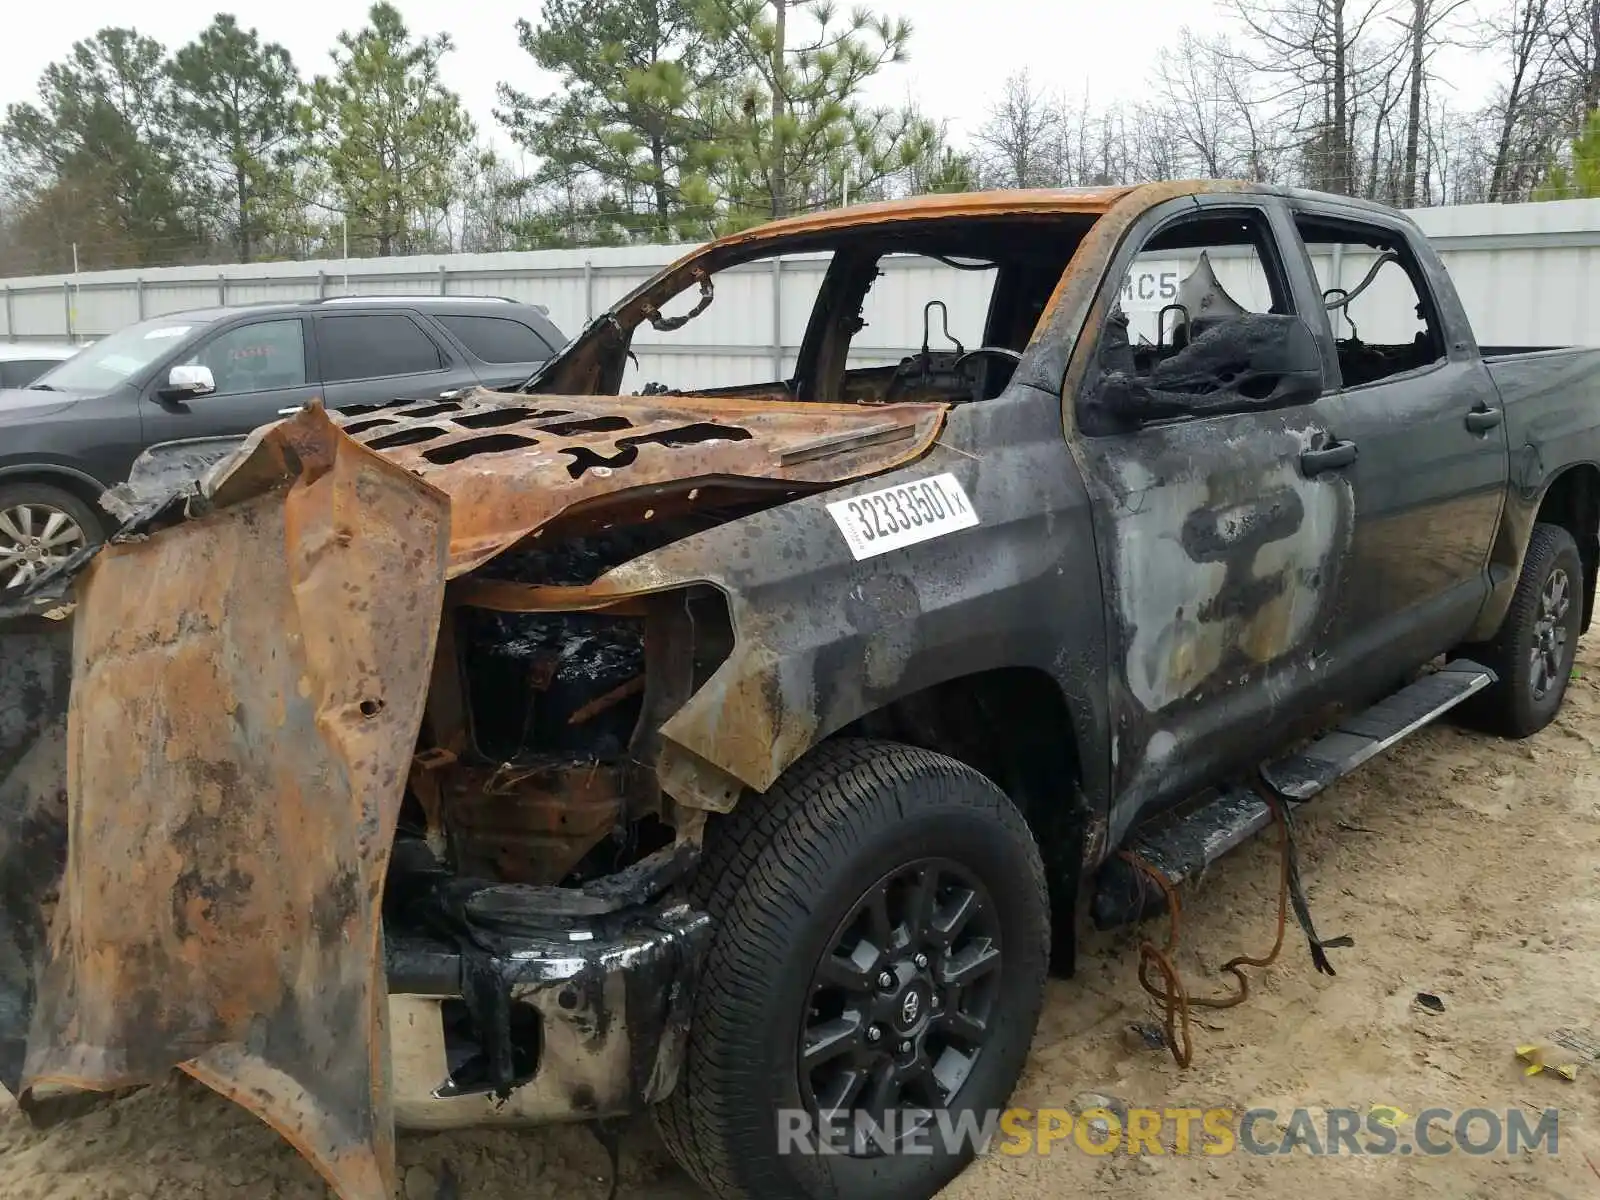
[706,187,1136,250]
[442,760,632,884]
[18,408,451,1200]
[342,394,947,577]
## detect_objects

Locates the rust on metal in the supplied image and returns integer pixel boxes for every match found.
[685,187,1136,255]
[339,393,948,577]
[443,760,633,884]
[18,407,451,1200]
[567,675,647,726]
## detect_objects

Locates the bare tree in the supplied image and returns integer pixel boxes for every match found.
[1480,0,1563,199]
[1361,44,1409,200]
[1154,31,1234,176]
[1231,0,1405,195]
[1552,0,1600,117]
[1153,30,1286,180]
[973,70,1064,188]
[1395,0,1475,205]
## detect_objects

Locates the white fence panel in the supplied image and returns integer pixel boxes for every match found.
[6,199,1600,389]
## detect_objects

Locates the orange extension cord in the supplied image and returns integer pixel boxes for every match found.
[1116,787,1293,1069]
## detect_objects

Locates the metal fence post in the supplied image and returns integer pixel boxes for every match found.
[1329,243,1345,338]
[136,277,146,321]
[3,286,12,343]
[316,270,327,300]
[584,261,594,321]
[770,258,783,379]
[63,281,74,343]
[439,264,449,296]
[218,273,227,306]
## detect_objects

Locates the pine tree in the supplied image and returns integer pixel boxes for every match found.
[169,16,302,262]
[302,2,475,256]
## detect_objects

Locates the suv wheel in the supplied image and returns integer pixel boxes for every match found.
[656,739,1050,1200]
[1457,521,1585,738]
[0,483,102,591]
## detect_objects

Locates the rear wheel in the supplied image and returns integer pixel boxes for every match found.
[656,739,1050,1200]
[1457,522,1584,738]
[0,483,103,591]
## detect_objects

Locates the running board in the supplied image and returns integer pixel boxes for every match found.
[1091,660,1495,929]
[1262,660,1495,798]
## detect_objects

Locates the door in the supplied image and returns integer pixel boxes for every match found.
[140,317,320,446]
[312,311,476,408]
[1070,201,1357,831]
[1289,207,1509,682]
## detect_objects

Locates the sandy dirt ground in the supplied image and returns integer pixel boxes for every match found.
[2,638,1598,1200]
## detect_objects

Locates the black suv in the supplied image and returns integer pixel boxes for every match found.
[0,296,565,588]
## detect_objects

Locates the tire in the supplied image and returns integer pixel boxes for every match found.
[1456,522,1584,738]
[656,739,1050,1200]
[0,482,105,592]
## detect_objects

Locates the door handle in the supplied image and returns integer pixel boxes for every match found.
[1300,439,1359,476]
[439,388,467,400]
[1465,406,1503,433]
[277,405,304,416]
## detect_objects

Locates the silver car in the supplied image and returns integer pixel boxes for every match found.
[0,342,83,587]
[0,341,79,390]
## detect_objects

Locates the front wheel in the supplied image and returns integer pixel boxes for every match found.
[1457,522,1585,738]
[656,740,1050,1200]
[0,482,104,592]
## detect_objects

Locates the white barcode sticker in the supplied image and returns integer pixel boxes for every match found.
[826,473,979,560]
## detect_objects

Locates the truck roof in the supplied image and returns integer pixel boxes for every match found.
[701,180,1418,257]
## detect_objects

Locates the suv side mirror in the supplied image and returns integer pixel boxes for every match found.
[162,363,216,399]
[1094,313,1324,426]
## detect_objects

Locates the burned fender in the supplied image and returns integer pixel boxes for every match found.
[14,407,450,1200]
[585,389,1112,814]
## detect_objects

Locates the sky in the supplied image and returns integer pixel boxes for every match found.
[0,0,1501,154]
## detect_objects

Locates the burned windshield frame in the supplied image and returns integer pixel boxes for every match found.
[520,214,1093,400]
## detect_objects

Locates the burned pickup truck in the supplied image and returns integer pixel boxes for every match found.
[2,182,1597,1200]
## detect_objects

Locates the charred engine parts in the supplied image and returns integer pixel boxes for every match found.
[407,522,739,893]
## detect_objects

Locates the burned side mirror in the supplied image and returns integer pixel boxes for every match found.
[1091,313,1324,427]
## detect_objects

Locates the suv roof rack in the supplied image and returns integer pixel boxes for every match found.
[314,294,519,305]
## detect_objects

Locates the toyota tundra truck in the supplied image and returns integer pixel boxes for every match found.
[2,181,1596,1200]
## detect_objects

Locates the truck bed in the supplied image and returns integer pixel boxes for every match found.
[1483,346,1600,470]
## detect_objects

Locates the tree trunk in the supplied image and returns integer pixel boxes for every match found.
[1491,84,1523,201]
[1402,0,1426,206]
[1585,0,1600,115]
[651,134,671,235]
[236,162,251,263]
[1490,0,1546,201]
[1333,0,1351,194]
[770,0,788,219]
